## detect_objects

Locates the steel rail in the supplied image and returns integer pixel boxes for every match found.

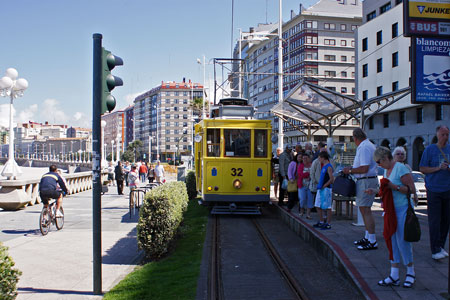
[209,215,224,300]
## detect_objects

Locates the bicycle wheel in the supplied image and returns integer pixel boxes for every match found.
[55,207,64,230]
[39,208,51,235]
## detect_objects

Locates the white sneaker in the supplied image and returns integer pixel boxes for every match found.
[440,248,449,257]
[432,251,446,260]
[56,210,64,217]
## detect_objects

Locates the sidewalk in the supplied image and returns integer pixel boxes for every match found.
[274,198,449,300]
[2,184,142,300]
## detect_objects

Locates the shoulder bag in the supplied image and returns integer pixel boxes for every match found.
[404,186,421,242]
[332,173,356,197]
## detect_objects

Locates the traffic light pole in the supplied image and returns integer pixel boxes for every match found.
[92,33,103,295]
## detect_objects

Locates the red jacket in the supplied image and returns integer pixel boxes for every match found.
[139,165,148,174]
[379,178,397,261]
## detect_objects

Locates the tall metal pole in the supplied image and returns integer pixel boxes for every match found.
[148,135,151,162]
[239,28,242,98]
[202,55,206,120]
[156,99,160,160]
[92,33,103,295]
[277,0,284,150]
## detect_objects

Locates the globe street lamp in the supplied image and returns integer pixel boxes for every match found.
[0,68,28,179]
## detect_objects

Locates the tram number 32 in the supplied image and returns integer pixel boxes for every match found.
[231,168,243,176]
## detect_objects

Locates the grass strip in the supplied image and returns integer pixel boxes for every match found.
[104,199,208,300]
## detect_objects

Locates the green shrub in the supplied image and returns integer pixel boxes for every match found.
[185,170,197,200]
[0,242,21,300]
[137,181,189,259]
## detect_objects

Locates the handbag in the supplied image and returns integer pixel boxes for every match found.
[404,186,421,242]
[287,180,297,192]
[281,178,288,190]
[332,173,356,197]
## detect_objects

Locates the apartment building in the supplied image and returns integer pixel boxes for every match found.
[134,80,202,162]
[357,0,450,170]
[242,0,362,146]
[101,110,125,158]
[124,105,134,148]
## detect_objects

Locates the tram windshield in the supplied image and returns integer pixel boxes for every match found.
[224,129,250,157]
[254,129,268,157]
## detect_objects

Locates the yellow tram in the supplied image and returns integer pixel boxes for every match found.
[194,98,272,214]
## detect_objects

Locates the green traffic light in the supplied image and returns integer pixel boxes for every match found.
[100,48,123,114]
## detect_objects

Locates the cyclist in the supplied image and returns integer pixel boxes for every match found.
[39,165,68,217]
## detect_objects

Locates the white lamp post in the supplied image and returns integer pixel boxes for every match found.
[101,120,107,168]
[196,56,207,120]
[0,68,28,179]
[148,135,152,162]
[116,133,121,163]
[111,140,115,163]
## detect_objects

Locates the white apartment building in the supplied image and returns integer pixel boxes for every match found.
[357,0,450,170]
[245,0,362,147]
[134,80,202,162]
[101,110,124,158]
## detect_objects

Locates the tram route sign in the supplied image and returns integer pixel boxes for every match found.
[411,37,450,104]
[404,0,450,37]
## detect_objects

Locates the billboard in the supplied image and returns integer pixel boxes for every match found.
[404,0,450,37]
[412,37,450,104]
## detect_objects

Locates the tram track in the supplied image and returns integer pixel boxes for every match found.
[209,215,310,300]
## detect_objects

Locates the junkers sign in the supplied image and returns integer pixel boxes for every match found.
[404,0,450,37]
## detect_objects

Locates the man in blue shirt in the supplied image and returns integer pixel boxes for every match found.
[39,165,68,217]
[420,125,450,260]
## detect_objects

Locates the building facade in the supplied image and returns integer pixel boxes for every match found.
[134,80,202,162]
[357,0,450,170]
[242,0,362,147]
[124,105,134,148]
[101,110,125,158]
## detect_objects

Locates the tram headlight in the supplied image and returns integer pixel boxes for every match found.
[207,186,212,191]
[233,179,242,189]
[255,186,260,191]
[261,187,267,192]
[214,186,219,191]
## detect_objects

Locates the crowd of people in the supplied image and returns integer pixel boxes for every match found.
[272,125,450,289]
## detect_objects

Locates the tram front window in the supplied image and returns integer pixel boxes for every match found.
[206,129,220,157]
[224,129,250,157]
[254,129,267,157]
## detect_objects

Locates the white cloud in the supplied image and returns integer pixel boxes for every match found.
[0,104,11,128]
[17,104,38,124]
[123,91,146,107]
[73,112,83,120]
[41,98,68,124]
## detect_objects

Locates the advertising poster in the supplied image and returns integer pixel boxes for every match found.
[412,37,450,104]
[404,0,450,37]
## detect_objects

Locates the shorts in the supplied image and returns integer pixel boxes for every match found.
[273,174,280,184]
[314,188,332,210]
[356,177,379,207]
[39,190,62,205]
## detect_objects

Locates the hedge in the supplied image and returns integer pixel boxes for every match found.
[137,181,189,259]
[0,242,21,300]
[185,170,197,200]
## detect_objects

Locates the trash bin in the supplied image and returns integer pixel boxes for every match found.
[177,166,186,182]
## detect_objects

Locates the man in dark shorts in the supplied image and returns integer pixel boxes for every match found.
[39,165,68,217]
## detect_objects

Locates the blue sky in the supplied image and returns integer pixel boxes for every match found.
[0,0,316,128]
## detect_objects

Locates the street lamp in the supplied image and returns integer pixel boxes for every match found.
[196,56,207,119]
[116,132,121,163]
[0,68,28,179]
[111,140,115,163]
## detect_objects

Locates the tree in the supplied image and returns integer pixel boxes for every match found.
[190,96,209,119]
[126,140,143,162]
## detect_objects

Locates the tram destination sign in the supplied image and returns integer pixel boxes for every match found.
[412,37,450,104]
[404,0,450,37]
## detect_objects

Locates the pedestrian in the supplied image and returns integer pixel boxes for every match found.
[313,142,325,160]
[278,144,292,206]
[114,161,124,195]
[393,146,412,172]
[286,153,299,211]
[123,161,130,187]
[313,151,334,230]
[419,125,450,260]
[343,128,379,250]
[139,162,148,183]
[148,163,155,183]
[370,146,416,288]
[295,143,303,157]
[298,152,313,218]
[154,160,165,183]
[272,147,282,199]
[309,144,328,207]
[107,161,115,186]
[128,165,138,189]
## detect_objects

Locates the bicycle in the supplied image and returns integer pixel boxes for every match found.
[39,199,64,235]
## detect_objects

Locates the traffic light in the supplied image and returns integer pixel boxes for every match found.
[101,48,123,114]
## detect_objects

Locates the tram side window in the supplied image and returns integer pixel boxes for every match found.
[224,129,250,157]
[206,129,220,157]
[254,129,267,157]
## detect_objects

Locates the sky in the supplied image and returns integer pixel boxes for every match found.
[0,0,317,129]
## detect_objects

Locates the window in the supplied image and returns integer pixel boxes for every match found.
[377,30,383,45]
[254,130,267,157]
[380,2,391,14]
[362,64,368,77]
[341,71,347,77]
[436,104,443,120]
[377,58,383,72]
[324,23,336,30]
[324,71,336,77]
[392,52,398,67]
[340,24,347,31]
[341,87,347,94]
[392,81,399,91]
[324,55,336,61]
[341,40,347,46]
[377,86,383,96]
[324,39,336,45]
[383,113,389,128]
[166,99,170,104]
[396,0,403,5]
[399,111,406,126]
[224,129,250,157]
[416,107,423,123]
[367,10,376,21]
[392,23,398,38]
[206,129,220,157]
[341,55,347,61]
[351,25,358,31]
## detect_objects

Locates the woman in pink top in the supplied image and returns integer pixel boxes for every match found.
[297,153,313,218]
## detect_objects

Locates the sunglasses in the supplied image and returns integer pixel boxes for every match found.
[395,153,405,156]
